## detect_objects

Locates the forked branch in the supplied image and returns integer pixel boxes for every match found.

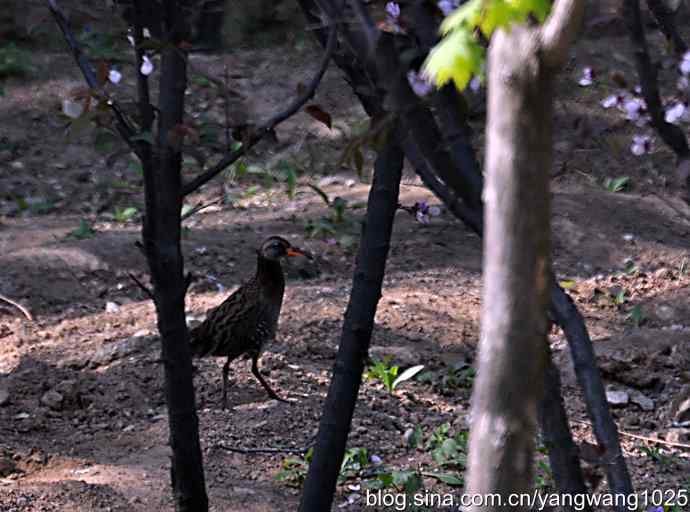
[181,20,337,196]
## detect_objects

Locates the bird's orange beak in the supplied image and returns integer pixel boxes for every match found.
[287,246,312,259]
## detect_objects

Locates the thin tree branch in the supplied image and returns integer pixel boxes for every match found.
[128,272,155,300]
[132,0,155,138]
[0,294,33,321]
[571,419,690,450]
[348,0,379,62]
[540,0,586,69]
[180,20,337,196]
[540,356,590,507]
[550,286,634,502]
[187,60,244,99]
[217,443,312,455]
[645,0,687,55]
[181,198,223,222]
[46,0,140,155]
[624,0,690,167]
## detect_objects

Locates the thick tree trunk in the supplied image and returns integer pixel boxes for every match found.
[466,25,553,504]
[295,0,631,505]
[298,128,403,512]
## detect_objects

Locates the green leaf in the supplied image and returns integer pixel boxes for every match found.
[559,279,576,289]
[626,304,644,327]
[392,364,425,390]
[181,204,195,218]
[477,0,519,37]
[353,147,364,178]
[512,0,552,22]
[376,472,394,488]
[423,30,484,90]
[392,470,423,494]
[114,206,138,222]
[67,218,96,240]
[422,471,464,486]
[440,0,482,34]
[408,425,423,449]
[603,175,630,193]
[284,165,297,199]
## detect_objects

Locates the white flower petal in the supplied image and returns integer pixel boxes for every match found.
[680,57,690,75]
[386,2,400,18]
[578,67,594,87]
[108,69,122,84]
[140,55,154,76]
[407,70,433,97]
[143,27,151,38]
[127,34,135,46]
[631,143,645,156]
[438,0,459,16]
[601,95,619,108]
[665,102,686,124]
[62,98,84,119]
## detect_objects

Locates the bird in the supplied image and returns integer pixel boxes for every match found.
[189,235,310,408]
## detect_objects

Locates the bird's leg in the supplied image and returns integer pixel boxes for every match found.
[251,355,288,403]
[222,358,231,410]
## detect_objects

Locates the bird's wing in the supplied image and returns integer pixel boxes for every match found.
[189,280,261,357]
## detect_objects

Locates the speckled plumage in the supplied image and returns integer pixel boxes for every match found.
[190,236,307,407]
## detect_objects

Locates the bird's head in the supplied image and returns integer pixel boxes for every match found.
[257,236,311,262]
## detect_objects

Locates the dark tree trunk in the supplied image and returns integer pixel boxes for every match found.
[298,128,404,512]
[139,3,208,510]
[549,286,633,505]
[540,357,590,508]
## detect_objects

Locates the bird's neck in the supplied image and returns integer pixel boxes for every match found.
[256,255,285,294]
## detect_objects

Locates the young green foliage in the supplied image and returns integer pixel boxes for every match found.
[424,0,552,90]
[364,356,424,394]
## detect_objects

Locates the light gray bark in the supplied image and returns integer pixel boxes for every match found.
[466,1,585,508]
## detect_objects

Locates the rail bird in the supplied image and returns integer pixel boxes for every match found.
[190,235,310,407]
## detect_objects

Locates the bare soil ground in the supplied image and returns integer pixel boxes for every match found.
[0,3,689,511]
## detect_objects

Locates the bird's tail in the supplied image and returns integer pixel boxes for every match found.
[188,324,215,357]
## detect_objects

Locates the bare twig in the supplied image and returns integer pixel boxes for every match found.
[181,19,337,196]
[348,0,379,61]
[187,59,244,100]
[218,444,311,455]
[572,419,690,450]
[181,198,223,221]
[128,272,154,300]
[0,294,33,321]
